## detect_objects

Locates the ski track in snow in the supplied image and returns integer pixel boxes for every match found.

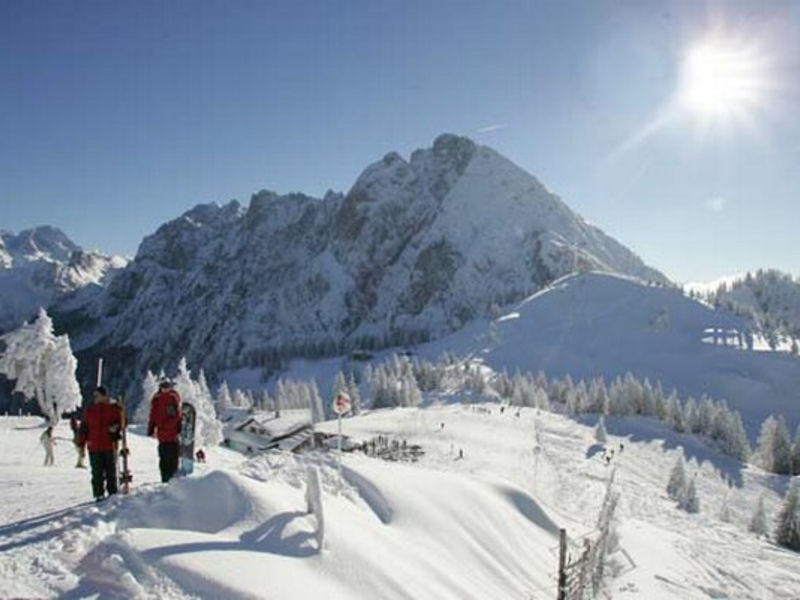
[1,408,799,599]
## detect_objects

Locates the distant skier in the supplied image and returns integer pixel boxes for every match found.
[77,386,123,501]
[195,449,206,463]
[148,379,182,483]
[69,415,86,468]
[41,426,55,466]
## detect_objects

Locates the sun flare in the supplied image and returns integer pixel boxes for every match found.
[678,39,767,121]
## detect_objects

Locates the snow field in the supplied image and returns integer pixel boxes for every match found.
[2,402,799,599]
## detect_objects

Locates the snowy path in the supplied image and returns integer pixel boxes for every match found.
[1,408,799,599]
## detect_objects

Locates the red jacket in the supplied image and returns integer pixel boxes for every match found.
[77,402,123,452]
[148,390,182,443]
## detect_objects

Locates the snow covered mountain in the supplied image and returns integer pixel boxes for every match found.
[0,227,127,333]
[55,134,667,392]
[271,272,800,436]
[692,270,800,351]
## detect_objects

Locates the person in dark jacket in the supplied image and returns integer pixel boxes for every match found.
[148,380,182,483]
[77,387,122,501]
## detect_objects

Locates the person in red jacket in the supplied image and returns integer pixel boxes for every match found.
[148,379,182,483]
[77,386,123,501]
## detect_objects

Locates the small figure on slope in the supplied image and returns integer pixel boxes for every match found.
[148,379,182,483]
[77,387,122,501]
[41,426,55,466]
[70,414,86,468]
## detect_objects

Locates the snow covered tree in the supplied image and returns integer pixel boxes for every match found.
[775,480,800,552]
[308,380,326,423]
[721,410,751,462]
[587,378,608,415]
[216,381,234,413]
[232,388,251,410]
[679,475,700,513]
[0,308,81,424]
[684,397,700,434]
[332,371,348,401]
[347,373,361,415]
[755,415,793,474]
[401,374,422,407]
[667,455,687,501]
[792,425,800,476]
[749,494,769,538]
[134,370,159,424]
[653,381,667,421]
[665,391,684,432]
[595,416,608,443]
[718,493,732,523]
[696,396,716,436]
[532,386,550,411]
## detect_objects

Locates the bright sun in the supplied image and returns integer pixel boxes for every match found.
[678,39,767,121]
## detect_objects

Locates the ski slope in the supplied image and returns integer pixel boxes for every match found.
[263,272,800,437]
[1,406,798,599]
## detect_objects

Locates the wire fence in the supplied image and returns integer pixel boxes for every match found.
[556,468,629,600]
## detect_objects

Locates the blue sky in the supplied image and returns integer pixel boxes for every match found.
[1,0,798,282]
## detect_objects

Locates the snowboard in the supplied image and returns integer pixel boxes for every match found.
[179,402,197,476]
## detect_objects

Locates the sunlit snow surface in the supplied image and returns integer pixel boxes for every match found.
[1,405,798,599]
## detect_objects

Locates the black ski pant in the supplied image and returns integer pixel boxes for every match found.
[158,441,180,483]
[89,450,117,499]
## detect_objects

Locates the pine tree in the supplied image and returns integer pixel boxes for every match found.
[667,455,687,501]
[774,416,793,474]
[402,374,422,407]
[274,379,285,417]
[665,392,684,432]
[723,411,751,461]
[641,378,656,416]
[718,492,732,523]
[756,415,793,474]
[697,395,716,436]
[307,381,325,423]
[347,373,361,415]
[216,381,234,413]
[775,480,800,552]
[684,397,699,434]
[679,475,700,513]
[232,388,250,409]
[595,416,608,443]
[332,371,348,402]
[134,370,159,424]
[749,494,769,538]
[792,425,800,476]
[653,381,667,421]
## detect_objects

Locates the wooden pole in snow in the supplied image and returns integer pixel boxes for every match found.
[557,528,567,600]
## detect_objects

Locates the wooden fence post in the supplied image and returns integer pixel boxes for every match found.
[557,528,567,600]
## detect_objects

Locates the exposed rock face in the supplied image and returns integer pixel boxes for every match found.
[0,226,126,333]
[52,134,667,393]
